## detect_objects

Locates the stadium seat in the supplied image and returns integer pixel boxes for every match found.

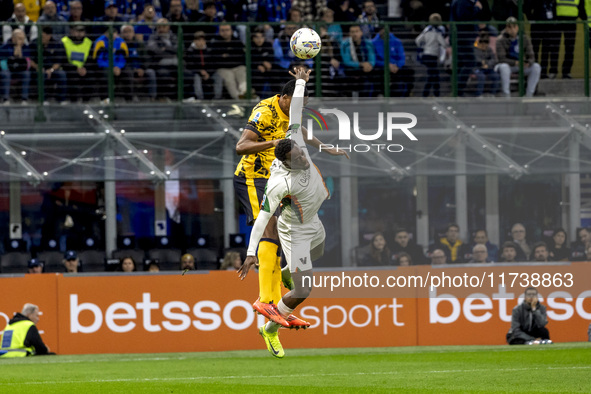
[187,248,220,270]
[112,249,146,266]
[147,248,182,271]
[1,252,31,274]
[78,250,107,272]
[37,251,66,273]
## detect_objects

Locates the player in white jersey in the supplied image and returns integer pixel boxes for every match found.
[239,68,347,358]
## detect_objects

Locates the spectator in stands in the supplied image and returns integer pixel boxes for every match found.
[430,223,466,264]
[358,232,392,266]
[120,0,147,19]
[473,32,499,97]
[0,29,32,104]
[321,7,343,43]
[258,0,290,22]
[221,251,242,270]
[570,227,590,261]
[185,0,203,21]
[197,2,223,38]
[555,0,583,79]
[548,227,570,261]
[507,287,550,345]
[478,23,499,54]
[395,252,412,266]
[37,1,68,40]
[210,24,247,99]
[3,3,38,45]
[93,29,133,101]
[19,0,44,22]
[292,0,324,21]
[121,24,157,101]
[135,5,158,42]
[67,1,88,23]
[147,18,179,100]
[415,13,447,97]
[27,258,44,274]
[61,25,94,102]
[373,26,414,97]
[496,17,541,98]
[525,0,557,79]
[166,0,188,24]
[147,260,160,272]
[467,244,490,263]
[120,256,136,272]
[341,25,376,97]
[532,242,550,262]
[357,0,380,39]
[499,241,518,263]
[332,0,359,22]
[391,228,426,265]
[319,25,345,96]
[30,26,67,104]
[450,0,484,96]
[472,229,498,262]
[251,28,276,96]
[63,250,79,273]
[94,0,126,38]
[180,253,195,270]
[430,248,447,265]
[185,30,220,100]
[0,303,53,357]
[510,222,531,261]
[288,7,304,23]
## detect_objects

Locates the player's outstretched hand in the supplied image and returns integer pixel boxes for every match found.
[289,67,311,82]
[238,256,259,280]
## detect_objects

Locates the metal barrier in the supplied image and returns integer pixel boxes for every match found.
[0,19,590,104]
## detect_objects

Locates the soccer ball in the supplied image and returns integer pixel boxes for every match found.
[290,28,322,60]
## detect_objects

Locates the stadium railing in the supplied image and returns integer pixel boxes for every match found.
[1,19,589,104]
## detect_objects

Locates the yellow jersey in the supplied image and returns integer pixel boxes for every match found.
[234,94,289,179]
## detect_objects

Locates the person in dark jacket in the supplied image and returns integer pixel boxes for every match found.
[390,228,427,265]
[548,228,570,261]
[357,232,392,266]
[250,28,276,96]
[121,24,157,101]
[210,23,246,99]
[184,30,220,100]
[525,0,558,79]
[507,287,551,345]
[30,26,68,103]
[0,29,32,104]
[473,32,499,97]
[0,303,53,357]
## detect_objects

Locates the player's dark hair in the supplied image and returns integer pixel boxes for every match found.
[281,79,309,97]
[275,139,295,162]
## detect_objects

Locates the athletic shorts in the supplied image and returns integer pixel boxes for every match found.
[278,215,326,273]
[233,175,268,225]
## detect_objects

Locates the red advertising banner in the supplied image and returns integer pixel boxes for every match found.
[1,263,590,355]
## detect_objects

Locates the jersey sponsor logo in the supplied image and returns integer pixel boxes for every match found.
[299,257,308,265]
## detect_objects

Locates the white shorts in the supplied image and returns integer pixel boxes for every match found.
[278,215,326,273]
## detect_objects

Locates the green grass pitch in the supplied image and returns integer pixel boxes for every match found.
[1,342,590,393]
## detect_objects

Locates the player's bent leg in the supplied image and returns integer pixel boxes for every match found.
[258,325,284,358]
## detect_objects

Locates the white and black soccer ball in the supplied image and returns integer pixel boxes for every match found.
[290,28,322,60]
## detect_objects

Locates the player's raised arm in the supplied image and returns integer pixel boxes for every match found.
[235,129,280,156]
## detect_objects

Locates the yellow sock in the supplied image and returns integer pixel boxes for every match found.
[270,255,282,305]
[257,239,279,303]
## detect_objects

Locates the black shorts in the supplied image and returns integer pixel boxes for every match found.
[234,175,269,226]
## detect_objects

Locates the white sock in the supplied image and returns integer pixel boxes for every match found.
[277,299,294,318]
[265,321,281,333]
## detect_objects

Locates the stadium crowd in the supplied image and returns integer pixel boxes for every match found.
[0,0,588,102]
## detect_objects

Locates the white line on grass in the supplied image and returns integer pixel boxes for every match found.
[3,366,591,385]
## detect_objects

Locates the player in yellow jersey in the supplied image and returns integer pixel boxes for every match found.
[234,70,346,326]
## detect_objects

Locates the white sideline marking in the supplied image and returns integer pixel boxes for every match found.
[3,366,591,385]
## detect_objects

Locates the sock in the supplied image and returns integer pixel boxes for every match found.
[265,321,281,334]
[257,239,279,303]
[277,299,294,318]
[270,255,282,304]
